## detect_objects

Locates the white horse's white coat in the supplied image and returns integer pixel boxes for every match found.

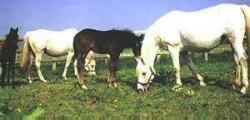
[21,28,96,83]
[136,4,250,94]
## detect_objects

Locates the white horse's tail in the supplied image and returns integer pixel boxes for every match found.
[20,33,32,72]
[241,5,250,76]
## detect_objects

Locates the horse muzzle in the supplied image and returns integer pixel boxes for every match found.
[137,82,150,92]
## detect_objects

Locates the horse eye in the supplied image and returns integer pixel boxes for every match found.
[142,72,146,76]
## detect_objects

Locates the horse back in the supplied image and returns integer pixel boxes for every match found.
[153,4,245,49]
[25,29,78,52]
[76,29,134,54]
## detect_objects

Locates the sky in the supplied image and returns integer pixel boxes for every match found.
[0,0,249,37]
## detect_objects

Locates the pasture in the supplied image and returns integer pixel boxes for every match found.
[0,45,250,119]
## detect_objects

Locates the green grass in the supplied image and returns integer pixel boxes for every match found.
[1,47,250,119]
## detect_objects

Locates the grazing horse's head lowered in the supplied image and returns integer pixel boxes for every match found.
[136,4,250,94]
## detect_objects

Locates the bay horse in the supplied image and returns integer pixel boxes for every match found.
[73,28,143,89]
[0,27,19,87]
[20,28,96,83]
[136,4,250,94]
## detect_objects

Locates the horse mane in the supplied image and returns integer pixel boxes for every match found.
[111,28,134,34]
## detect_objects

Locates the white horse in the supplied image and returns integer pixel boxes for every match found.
[136,4,250,94]
[20,28,96,83]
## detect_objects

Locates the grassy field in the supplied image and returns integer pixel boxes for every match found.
[0,46,250,119]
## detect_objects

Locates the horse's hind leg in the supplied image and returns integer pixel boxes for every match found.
[62,52,74,80]
[234,53,241,86]
[181,52,206,86]
[230,36,248,94]
[0,62,6,87]
[35,53,47,82]
[108,54,119,88]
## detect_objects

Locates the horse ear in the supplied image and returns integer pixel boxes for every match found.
[10,27,14,31]
[15,27,19,32]
[139,34,145,41]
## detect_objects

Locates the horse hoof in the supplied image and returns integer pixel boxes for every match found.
[113,83,118,88]
[172,84,182,91]
[81,85,88,90]
[108,84,113,88]
[229,84,236,90]
[240,87,246,94]
[41,80,47,82]
[235,80,241,86]
[199,81,206,86]
[108,83,118,88]
[28,80,32,84]
[62,76,67,80]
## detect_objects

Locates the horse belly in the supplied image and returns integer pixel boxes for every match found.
[179,21,225,52]
[181,36,222,52]
[45,43,70,57]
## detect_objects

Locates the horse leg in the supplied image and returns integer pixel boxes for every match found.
[230,36,248,94]
[181,51,206,86]
[1,62,6,87]
[230,53,241,90]
[7,62,10,85]
[34,53,47,82]
[168,46,182,90]
[73,60,78,78]
[85,51,96,76]
[27,56,33,84]
[108,54,119,88]
[10,61,15,88]
[62,52,74,80]
[76,50,88,89]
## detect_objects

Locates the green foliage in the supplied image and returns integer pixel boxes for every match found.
[1,47,250,119]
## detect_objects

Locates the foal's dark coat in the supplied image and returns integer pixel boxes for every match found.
[0,28,19,87]
[73,28,143,87]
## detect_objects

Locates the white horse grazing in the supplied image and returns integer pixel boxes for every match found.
[136,4,250,94]
[20,28,96,83]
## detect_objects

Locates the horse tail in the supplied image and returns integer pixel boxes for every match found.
[241,5,250,75]
[20,33,32,72]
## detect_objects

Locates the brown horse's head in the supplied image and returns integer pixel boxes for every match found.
[5,27,19,49]
[132,33,144,58]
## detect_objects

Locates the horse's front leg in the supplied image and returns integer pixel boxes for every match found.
[11,60,15,88]
[62,52,74,80]
[108,54,119,88]
[76,53,87,89]
[7,62,10,85]
[168,46,182,91]
[0,62,6,87]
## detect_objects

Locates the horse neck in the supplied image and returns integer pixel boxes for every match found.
[141,34,158,67]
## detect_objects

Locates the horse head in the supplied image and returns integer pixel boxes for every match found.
[132,34,144,58]
[135,57,155,92]
[6,27,19,43]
